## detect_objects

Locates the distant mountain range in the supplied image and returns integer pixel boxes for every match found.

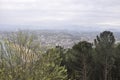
[0,24,120,32]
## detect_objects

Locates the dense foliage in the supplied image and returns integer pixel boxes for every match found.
[0,31,120,80]
[0,31,67,80]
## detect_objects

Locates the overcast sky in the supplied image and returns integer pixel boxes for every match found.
[0,0,120,30]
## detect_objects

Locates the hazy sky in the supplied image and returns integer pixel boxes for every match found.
[0,0,120,29]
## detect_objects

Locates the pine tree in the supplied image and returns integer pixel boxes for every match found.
[32,48,67,80]
[66,41,93,80]
[94,31,115,80]
[0,31,67,80]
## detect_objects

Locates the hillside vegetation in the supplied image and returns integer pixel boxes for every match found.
[0,31,120,80]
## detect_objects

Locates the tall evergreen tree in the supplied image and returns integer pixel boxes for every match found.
[66,41,93,80]
[94,31,115,80]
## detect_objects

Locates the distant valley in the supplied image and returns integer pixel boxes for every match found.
[0,29,120,48]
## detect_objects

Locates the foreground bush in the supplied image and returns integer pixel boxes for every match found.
[0,31,67,80]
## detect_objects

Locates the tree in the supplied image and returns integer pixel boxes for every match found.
[32,48,67,80]
[66,41,93,80]
[94,31,115,80]
[0,31,39,80]
[111,44,120,80]
[0,31,67,80]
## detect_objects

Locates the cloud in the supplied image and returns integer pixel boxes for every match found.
[0,0,120,28]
